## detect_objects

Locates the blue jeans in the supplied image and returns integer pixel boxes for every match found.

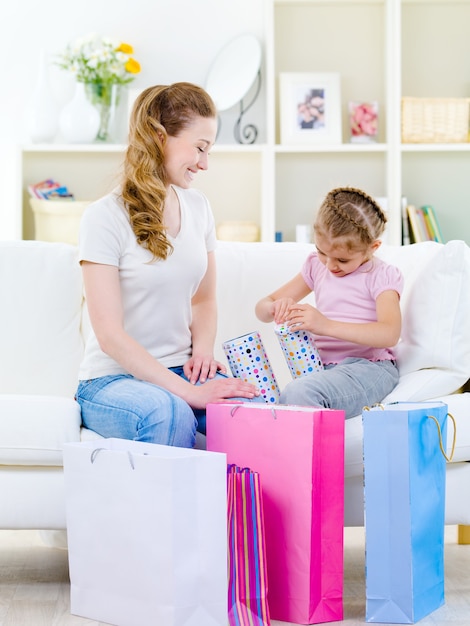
[280,358,399,419]
[76,368,240,449]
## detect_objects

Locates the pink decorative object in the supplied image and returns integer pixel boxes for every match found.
[349,101,378,143]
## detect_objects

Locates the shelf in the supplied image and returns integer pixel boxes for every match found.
[21,143,267,154]
[22,143,127,153]
[401,143,470,152]
[275,143,388,154]
[17,0,470,246]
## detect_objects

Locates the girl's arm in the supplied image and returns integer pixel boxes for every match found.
[287,289,402,348]
[255,273,312,324]
[82,261,259,408]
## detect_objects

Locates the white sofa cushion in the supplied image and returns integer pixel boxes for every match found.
[0,395,81,466]
[0,240,84,397]
[378,240,470,399]
[344,393,470,479]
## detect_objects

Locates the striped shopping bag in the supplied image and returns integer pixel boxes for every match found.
[227,465,270,626]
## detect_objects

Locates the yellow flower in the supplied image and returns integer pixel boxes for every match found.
[116,42,133,55]
[125,58,141,74]
[57,35,141,84]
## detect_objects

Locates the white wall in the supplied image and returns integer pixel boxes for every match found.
[0,0,266,239]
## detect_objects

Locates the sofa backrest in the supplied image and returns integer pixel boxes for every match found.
[214,242,314,388]
[0,240,84,398]
[1,239,468,402]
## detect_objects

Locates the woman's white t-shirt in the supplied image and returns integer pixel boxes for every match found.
[78,186,217,380]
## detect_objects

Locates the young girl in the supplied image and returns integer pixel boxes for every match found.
[76,83,259,449]
[255,187,403,419]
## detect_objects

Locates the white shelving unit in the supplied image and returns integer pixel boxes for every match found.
[19,0,470,245]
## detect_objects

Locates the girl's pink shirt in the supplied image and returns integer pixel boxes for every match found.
[301,252,404,365]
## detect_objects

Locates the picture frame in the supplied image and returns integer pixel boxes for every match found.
[279,72,342,145]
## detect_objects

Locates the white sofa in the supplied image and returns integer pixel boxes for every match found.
[1,239,470,531]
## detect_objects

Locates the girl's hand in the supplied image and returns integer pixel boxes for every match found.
[189,377,260,409]
[184,355,227,384]
[286,303,329,335]
[272,297,298,325]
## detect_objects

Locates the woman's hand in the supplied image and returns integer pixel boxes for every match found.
[189,376,260,410]
[184,355,227,384]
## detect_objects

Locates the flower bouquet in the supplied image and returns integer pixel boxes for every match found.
[57,34,141,142]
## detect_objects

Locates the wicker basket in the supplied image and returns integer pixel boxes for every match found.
[401,97,470,143]
[216,221,260,242]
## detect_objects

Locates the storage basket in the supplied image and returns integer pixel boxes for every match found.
[401,97,470,143]
[216,221,260,242]
[29,199,90,246]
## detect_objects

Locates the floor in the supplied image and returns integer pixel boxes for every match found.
[0,527,468,625]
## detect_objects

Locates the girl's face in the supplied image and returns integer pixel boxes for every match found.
[164,115,217,189]
[315,232,380,277]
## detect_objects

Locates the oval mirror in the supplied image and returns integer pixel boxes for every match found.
[205,34,262,111]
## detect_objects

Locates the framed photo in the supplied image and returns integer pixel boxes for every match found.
[279,72,342,145]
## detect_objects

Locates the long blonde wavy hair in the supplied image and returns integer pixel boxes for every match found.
[122,82,217,260]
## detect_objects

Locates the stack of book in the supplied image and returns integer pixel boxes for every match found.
[403,204,444,244]
[28,179,74,200]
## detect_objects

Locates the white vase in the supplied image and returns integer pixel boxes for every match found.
[59,82,100,143]
[28,51,59,143]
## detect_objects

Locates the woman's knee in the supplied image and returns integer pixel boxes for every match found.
[138,391,196,447]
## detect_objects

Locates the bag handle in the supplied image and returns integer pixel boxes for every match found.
[227,464,255,475]
[230,404,277,419]
[427,412,456,462]
[90,447,136,469]
[363,404,457,462]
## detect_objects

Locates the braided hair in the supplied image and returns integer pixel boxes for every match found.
[313,187,387,250]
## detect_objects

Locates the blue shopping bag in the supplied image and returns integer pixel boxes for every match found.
[363,402,456,624]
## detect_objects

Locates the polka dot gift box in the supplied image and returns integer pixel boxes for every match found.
[275,323,323,379]
[222,331,280,403]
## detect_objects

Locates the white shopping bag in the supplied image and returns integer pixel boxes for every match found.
[63,438,228,626]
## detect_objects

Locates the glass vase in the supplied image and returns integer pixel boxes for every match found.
[59,82,100,144]
[29,50,59,143]
[85,82,122,142]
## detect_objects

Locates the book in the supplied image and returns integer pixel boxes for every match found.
[421,205,444,243]
[406,205,426,243]
[406,204,444,243]
[415,207,433,240]
[401,196,410,245]
[28,179,74,200]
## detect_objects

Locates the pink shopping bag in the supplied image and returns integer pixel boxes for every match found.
[207,403,345,625]
[227,465,271,626]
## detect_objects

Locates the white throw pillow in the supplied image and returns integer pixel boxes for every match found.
[380,240,470,398]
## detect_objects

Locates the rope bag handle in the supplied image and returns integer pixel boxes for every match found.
[363,404,457,462]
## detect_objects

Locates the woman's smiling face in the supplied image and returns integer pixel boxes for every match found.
[163,115,217,188]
